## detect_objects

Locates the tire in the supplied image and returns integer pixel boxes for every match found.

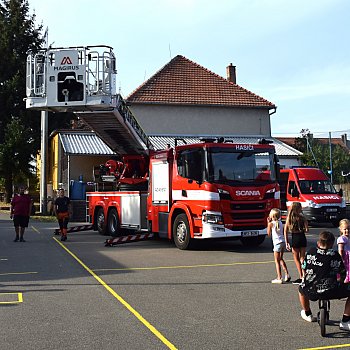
[320,307,326,337]
[173,213,192,250]
[240,235,265,247]
[107,208,121,237]
[96,208,107,236]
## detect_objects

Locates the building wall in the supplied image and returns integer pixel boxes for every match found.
[129,104,272,136]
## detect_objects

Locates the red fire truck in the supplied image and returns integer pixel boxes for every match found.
[25,45,281,249]
[279,167,346,226]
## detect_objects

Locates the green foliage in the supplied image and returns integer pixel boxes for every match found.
[0,0,44,201]
[293,130,350,184]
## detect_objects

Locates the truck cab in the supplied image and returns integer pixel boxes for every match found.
[279,167,346,226]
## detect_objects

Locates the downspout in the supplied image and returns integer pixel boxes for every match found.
[268,107,277,137]
[269,107,277,116]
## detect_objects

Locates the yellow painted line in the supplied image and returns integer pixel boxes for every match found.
[0,272,38,276]
[93,259,295,272]
[0,292,23,304]
[31,226,41,234]
[298,344,350,350]
[53,237,177,350]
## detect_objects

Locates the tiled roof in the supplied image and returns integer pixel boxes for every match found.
[149,135,302,157]
[127,55,275,109]
[59,132,115,155]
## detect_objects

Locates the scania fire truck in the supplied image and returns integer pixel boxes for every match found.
[26,45,281,249]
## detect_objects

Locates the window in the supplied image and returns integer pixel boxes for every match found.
[177,148,204,182]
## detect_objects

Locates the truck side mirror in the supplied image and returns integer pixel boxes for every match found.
[339,188,343,197]
[291,188,299,198]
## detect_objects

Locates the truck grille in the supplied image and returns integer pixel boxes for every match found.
[226,201,266,225]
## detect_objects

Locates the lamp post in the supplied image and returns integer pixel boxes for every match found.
[40,110,48,214]
[329,132,333,183]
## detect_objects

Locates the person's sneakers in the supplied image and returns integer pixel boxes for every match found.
[271,278,283,284]
[13,237,19,242]
[301,310,317,322]
[19,238,26,242]
[339,320,350,331]
[60,236,65,241]
[284,275,291,283]
[293,278,302,285]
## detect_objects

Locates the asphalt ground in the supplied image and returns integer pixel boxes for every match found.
[1,212,350,350]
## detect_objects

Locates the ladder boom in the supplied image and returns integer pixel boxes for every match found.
[25,45,151,156]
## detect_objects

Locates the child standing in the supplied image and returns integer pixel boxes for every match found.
[337,219,350,283]
[267,208,291,284]
[284,202,309,285]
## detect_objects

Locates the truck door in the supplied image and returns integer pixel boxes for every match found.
[151,161,171,237]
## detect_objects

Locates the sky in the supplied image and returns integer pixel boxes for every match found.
[28,0,349,138]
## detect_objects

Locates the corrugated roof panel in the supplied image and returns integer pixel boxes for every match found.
[58,132,301,158]
[59,133,115,155]
[148,135,302,157]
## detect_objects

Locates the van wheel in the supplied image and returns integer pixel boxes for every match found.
[240,235,265,247]
[96,208,107,235]
[107,208,121,237]
[173,214,192,250]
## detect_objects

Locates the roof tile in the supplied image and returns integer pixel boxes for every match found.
[127,55,275,109]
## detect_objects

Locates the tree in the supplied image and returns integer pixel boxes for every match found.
[293,129,350,184]
[0,0,44,201]
[0,118,36,201]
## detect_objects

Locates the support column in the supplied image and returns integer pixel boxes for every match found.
[40,110,48,214]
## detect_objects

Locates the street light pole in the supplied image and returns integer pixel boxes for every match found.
[40,110,48,214]
[329,131,333,183]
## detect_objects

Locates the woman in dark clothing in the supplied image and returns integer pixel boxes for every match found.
[284,201,309,284]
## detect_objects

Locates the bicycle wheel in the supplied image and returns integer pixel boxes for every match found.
[320,307,327,337]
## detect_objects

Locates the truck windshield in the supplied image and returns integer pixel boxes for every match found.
[207,147,277,184]
[299,180,337,194]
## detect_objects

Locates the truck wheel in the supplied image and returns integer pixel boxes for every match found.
[240,235,265,247]
[173,214,192,250]
[96,208,107,235]
[107,208,121,237]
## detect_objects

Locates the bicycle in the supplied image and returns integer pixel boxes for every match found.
[317,298,330,337]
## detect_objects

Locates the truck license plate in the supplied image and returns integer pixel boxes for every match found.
[241,231,259,237]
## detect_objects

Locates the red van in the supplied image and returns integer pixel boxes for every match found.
[279,167,346,226]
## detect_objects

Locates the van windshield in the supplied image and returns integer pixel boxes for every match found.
[299,180,337,194]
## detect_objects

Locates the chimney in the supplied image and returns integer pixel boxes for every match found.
[226,63,236,84]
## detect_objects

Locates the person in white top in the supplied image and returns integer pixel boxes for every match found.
[337,219,350,283]
[267,208,291,284]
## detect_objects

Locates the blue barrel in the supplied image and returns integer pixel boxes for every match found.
[70,180,86,199]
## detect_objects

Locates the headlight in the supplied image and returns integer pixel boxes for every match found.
[341,198,346,208]
[202,212,224,225]
[307,200,319,208]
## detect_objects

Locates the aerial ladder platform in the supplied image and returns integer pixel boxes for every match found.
[25,45,151,156]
